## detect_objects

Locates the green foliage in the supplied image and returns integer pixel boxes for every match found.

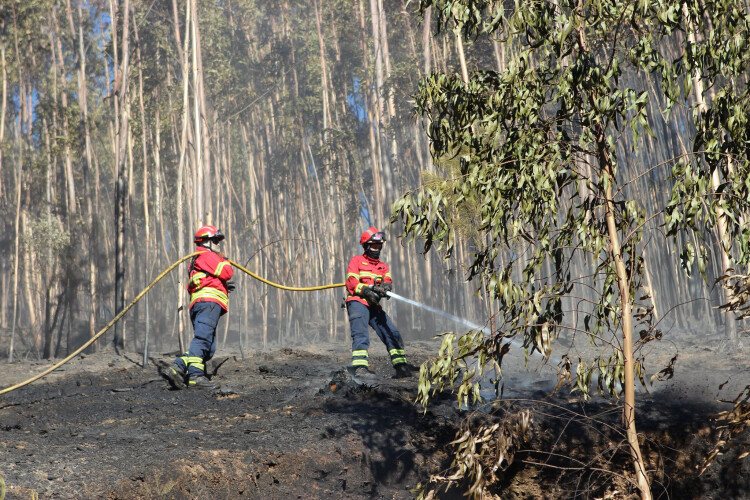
[663,3,750,272]
[403,0,641,403]
[22,217,72,279]
[417,331,501,410]
[397,1,750,494]
[23,217,71,256]
[403,0,750,395]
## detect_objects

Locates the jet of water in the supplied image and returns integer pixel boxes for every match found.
[386,291,488,333]
[385,291,622,394]
[386,291,555,362]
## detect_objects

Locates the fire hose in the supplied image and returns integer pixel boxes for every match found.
[0,253,345,396]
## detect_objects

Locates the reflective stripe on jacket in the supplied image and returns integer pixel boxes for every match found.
[187,248,234,311]
[345,254,392,306]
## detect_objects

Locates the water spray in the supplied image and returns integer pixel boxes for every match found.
[385,291,622,394]
[386,291,558,363]
[386,291,489,333]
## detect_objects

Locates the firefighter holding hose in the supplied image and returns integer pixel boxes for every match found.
[345,227,411,380]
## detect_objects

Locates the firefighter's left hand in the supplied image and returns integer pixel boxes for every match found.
[383,283,392,297]
[226,280,236,293]
[372,285,387,298]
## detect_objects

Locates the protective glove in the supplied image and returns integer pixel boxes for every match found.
[361,286,381,307]
[226,280,236,293]
[382,282,392,299]
[371,285,387,298]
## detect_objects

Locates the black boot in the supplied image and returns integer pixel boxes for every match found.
[348,365,378,384]
[188,375,220,390]
[164,363,187,389]
[393,363,413,379]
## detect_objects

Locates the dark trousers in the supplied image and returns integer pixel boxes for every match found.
[174,301,223,378]
[347,301,406,367]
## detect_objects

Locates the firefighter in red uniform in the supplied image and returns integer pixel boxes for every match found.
[345,227,410,380]
[165,225,234,390]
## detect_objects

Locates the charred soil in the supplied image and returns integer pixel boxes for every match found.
[1,339,748,499]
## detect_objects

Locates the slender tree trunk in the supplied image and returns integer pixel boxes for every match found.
[377,0,398,171]
[0,19,7,329]
[41,117,60,357]
[9,121,22,363]
[191,0,205,222]
[574,5,650,494]
[52,11,76,221]
[603,166,651,499]
[0,17,6,204]
[313,0,332,131]
[114,0,131,351]
[9,5,26,361]
[358,0,384,223]
[196,1,212,222]
[174,0,192,353]
[66,0,98,344]
[131,2,151,362]
[369,0,394,200]
[682,2,736,342]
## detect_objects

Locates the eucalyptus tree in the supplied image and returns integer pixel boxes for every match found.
[113,0,131,351]
[395,0,750,498]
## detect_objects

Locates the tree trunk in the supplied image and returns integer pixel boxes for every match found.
[369,0,394,201]
[114,0,131,351]
[575,4,650,494]
[0,17,6,204]
[9,5,26,361]
[377,0,398,171]
[52,11,76,220]
[66,0,98,344]
[131,1,151,363]
[603,169,651,500]
[174,0,193,354]
[682,2,736,343]
[314,0,332,131]
[191,0,205,222]
[9,119,22,363]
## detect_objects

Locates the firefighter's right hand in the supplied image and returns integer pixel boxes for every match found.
[361,286,381,306]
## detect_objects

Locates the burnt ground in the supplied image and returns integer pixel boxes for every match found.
[1,337,749,499]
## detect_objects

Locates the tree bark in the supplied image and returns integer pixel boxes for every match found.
[131,1,151,362]
[191,0,205,222]
[66,0,98,344]
[114,0,131,351]
[681,2,735,342]
[576,4,650,494]
[0,17,6,204]
[369,0,394,200]
[9,116,22,363]
[313,0,332,131]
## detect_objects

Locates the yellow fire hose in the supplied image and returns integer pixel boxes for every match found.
[0,253,345,396]
[227,259,345,291]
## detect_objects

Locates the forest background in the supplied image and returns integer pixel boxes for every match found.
[0,0,744,365]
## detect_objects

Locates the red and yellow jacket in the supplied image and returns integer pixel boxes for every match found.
[345,254,392,307]
[186,248,234,312]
